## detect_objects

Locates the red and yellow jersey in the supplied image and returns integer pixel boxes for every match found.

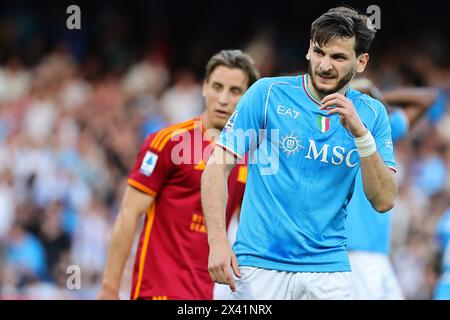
[128,118,246,300]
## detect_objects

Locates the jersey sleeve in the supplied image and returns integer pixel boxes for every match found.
[127,132,174,197]
[216,78,269,158]
[389,108,409,143]
[372,102,397,171]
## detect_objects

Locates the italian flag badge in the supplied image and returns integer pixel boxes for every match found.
[318,115,330,133]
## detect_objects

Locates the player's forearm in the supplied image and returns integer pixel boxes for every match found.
[360,153,397,213]
[101,208,141,292]
[201,163,230,243]
[382,88,437,109]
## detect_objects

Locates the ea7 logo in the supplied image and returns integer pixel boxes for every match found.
[277,105,300,119]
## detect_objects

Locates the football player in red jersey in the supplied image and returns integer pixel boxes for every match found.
[98,50,259,300]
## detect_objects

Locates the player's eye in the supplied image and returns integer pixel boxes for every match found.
[314,48,324,56]
[230,88,242,96]
[212,83,222,91]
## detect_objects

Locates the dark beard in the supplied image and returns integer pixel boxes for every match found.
[307,62,355,96]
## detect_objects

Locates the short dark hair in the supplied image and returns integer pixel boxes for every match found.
[311,6,376,56]
[205,50,260,88]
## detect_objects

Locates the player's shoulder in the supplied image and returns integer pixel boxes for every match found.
[389,108,409,128]
[251,75,301,92]
[145,118,200,153]
[348,88,386,119]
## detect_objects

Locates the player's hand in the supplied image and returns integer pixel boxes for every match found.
[208,236,241,292]
[97,287,120,300]
[321,93,367,138]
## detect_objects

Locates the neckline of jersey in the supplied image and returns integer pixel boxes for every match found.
[302,74,350,108]
[302,74,323,107]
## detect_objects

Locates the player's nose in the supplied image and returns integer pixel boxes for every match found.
[319,57,333,72]
[218,91,231,105]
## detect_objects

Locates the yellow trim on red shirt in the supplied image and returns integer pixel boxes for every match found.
[128,179,157,197]
[237,166,248,183]
[150,119,195,150]
[152,295,168,300]
[156,123,198,152]
[133,203,156,300]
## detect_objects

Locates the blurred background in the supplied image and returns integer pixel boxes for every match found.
[0,0,448,299]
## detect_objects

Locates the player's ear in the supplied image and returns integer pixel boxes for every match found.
[356,53,369,73]
[306,40,312,61]
[202,79,208,97]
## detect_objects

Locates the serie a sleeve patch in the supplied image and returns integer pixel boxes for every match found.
[139,151,159,176]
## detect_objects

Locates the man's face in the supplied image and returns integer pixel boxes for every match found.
[307,36,368,95]
[203,65,248,130]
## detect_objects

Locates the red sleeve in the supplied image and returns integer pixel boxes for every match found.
[127,132,174,197]
[225,164,247,227]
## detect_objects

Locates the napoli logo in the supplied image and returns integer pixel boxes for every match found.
[280,131,303,157]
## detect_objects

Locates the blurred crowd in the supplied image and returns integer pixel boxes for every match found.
[363,48,450,300]
[0,8,449,300]
[0,44,207,299]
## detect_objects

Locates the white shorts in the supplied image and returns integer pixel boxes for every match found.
[228,266,353,300]
[349,251,404,300]
[214,283,232,300]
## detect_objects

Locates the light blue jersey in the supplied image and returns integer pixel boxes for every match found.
[427,89,447,126]
[434,208,450,300]
[346,109,408,254]
[217,75,396,272]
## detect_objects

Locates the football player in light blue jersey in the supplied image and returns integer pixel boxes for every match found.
[202,7,398,300]
[434,208,450,300]
[346,79,439,300]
